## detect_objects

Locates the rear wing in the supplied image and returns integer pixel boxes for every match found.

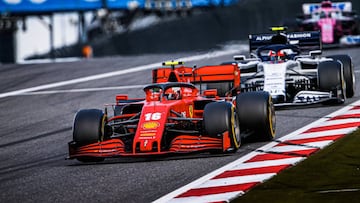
[152,63,241,96]
[302,2,352,15]
[153,64,240,84]
[249,31,322,53]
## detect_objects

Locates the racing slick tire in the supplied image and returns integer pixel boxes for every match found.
[203,102,241,152]
[73,109,106,162]
[235,91,275,142]
[327,55,355,98]
[318,61,346,104]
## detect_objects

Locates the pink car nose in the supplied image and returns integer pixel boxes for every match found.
[318,18,336,43]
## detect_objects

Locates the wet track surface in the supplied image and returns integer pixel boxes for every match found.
[0,46,359,202]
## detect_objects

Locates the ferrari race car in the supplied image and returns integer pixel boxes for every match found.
[232,27,355,108]
[291,1,360,44]
[68,78,275,162]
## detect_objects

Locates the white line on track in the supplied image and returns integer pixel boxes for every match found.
[317,188,360,193]
[194,173,276,189]
[15,85,144,96]
[167,191,243,203]
[270,140,331,152]
[288,127,357,140]
[230,157,305,171]
[315,118,360,127]
[0,47,244,99]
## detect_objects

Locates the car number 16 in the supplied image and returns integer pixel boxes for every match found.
[144,112,161,121]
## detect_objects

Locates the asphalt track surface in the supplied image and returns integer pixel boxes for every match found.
[0,45,359,202]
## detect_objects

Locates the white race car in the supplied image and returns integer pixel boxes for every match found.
[233,28,355,108]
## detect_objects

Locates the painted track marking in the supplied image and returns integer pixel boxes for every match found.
[0,47,245,99]
[153,100,360,203]
[14,85,144,96]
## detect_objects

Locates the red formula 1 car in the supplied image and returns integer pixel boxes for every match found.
[291,1,359,44]
[68,62,275,162]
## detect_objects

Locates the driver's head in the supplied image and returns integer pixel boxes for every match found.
[277,50,286,60]
[166,93,175,100]
[268,50,277,61]
[165,88,180,100]
[268,50,286,62]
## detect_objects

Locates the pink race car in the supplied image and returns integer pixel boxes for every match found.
[295,1,359,44]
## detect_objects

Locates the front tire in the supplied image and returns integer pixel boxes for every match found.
[236,91,275,141]
[73,109,106,162]
[203,102,241,152]
[318,60,346,104]
[327,55,355,98]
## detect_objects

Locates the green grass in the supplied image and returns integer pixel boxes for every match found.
[232,129,360,203]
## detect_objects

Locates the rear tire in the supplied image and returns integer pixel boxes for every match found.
[73,109,106,162]
[327,55,355,98]
[203,102,241,152]
[236,91,275,141]
[318,61,346,104]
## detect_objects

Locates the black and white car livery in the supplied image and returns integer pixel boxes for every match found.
[234,27,355,108]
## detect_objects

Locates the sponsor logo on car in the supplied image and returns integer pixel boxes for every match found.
[287,33,312,38]
[142,121,160,130]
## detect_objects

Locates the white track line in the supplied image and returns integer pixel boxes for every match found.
[230,157,305,171]
[18,57,80,64]
[167,191,243,203]
[194,173,275,189]
[16,85,144,96]
[315,118,360,127]
[288,127,357,140]
[271,140,332,152]
[0,48,244,99]
[317,188,360,193]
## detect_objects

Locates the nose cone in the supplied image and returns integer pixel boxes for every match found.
[133,103,170,153]
[318,18,335,43]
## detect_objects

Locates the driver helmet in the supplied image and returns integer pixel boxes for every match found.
[268,50,286,61]
[165,88,180,100]
[321,1,332,8]
[268,50,277,61]
[277,50,286,60]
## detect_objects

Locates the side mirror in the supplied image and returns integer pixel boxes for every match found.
[233,55,246,61]
[309,50,322,57]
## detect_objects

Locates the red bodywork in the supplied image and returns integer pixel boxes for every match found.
[69,64,240,158]
[69,64,240,159]
[152,64,240,90]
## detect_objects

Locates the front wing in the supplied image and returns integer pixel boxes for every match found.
[274,90,341,110]
[68,135,228,159]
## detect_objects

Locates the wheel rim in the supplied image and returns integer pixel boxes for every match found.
[268,96,276,138]
[100,114,106,142]
[231,106,241,148]
[340,72,346,102]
